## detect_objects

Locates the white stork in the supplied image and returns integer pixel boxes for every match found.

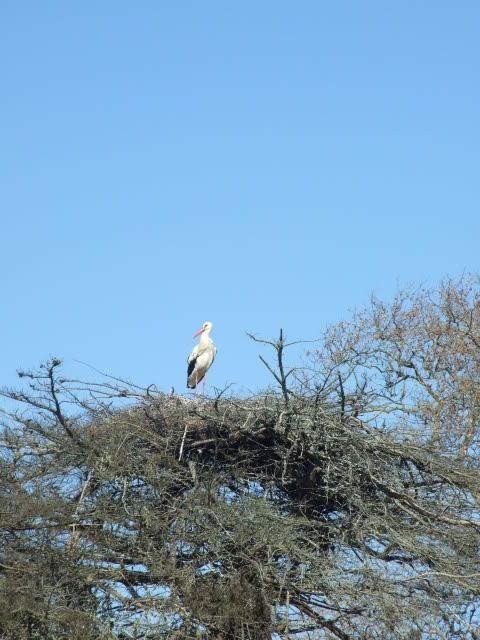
[187,321,217,394]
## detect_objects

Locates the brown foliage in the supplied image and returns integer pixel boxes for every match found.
[0,276,479,639]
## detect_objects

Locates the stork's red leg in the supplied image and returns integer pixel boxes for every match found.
[203,374,206,396]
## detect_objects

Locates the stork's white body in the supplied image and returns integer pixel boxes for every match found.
[187,322,216,392]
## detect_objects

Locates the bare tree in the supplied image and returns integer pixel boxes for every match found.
[302,274,480,456]
[0,277,479,639]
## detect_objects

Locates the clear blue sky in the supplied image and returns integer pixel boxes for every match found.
[1,2,479,395]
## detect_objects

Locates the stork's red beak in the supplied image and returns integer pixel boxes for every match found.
[192,327,206,339]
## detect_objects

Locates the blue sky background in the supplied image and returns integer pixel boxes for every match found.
[1,2,479,396]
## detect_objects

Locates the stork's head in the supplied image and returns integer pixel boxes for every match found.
[193,321,213,338]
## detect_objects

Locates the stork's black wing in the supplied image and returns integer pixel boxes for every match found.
[187,356,197,378]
